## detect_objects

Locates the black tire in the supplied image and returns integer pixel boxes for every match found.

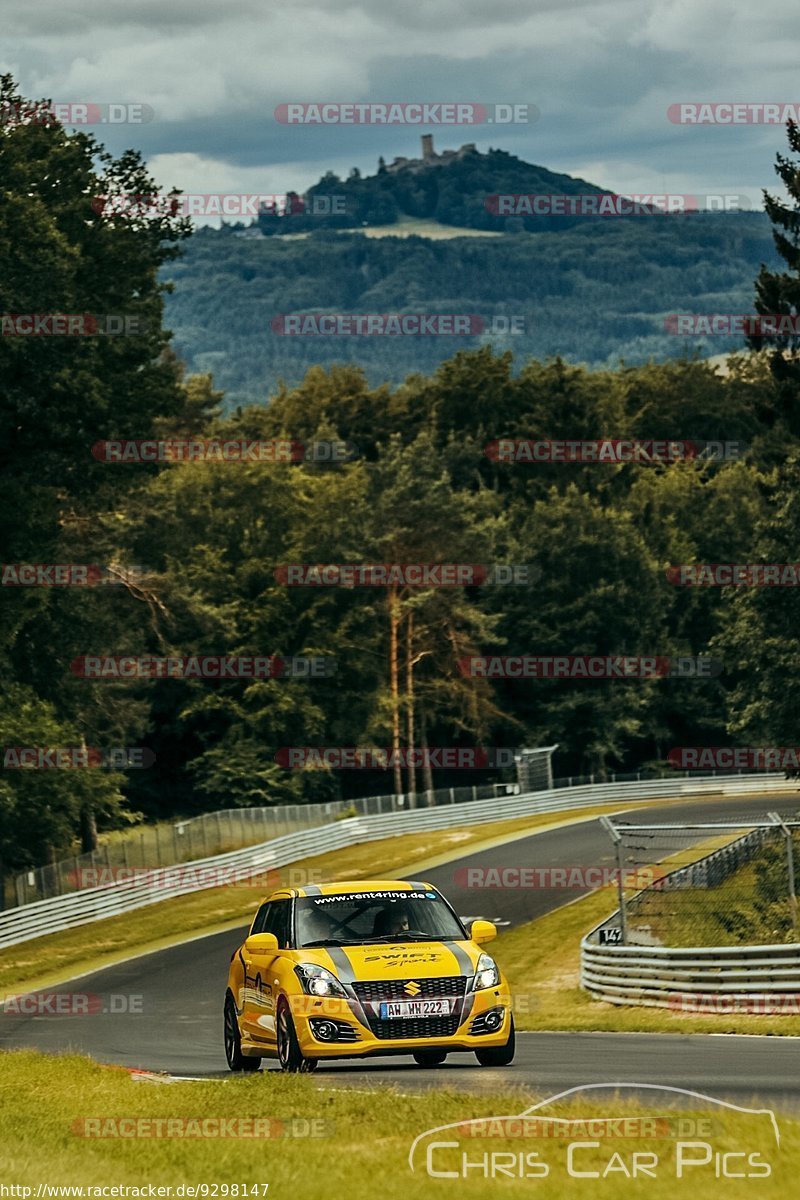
[413,1049,447,1068]
[474,1014,516,1067]
[276,1000,318,1073]
[224,992,261,1072]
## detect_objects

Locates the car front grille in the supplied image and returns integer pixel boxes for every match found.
[352,976,468,1040]
[367,1014,462,1040]
[353,976,467,1003]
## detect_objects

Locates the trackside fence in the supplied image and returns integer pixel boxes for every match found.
[2,773,797,950]
[583,815,800,1008]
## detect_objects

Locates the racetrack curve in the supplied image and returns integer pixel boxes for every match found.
[3,793,800,1107]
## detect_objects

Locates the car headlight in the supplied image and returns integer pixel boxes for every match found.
[294,963,348,998]
[472,953,500,991]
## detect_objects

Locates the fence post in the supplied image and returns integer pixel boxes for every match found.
[770,812,797,938]
[599,816,627,945]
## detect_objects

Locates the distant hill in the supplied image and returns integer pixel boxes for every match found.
[161,141,777,404]
[251,139,628,235]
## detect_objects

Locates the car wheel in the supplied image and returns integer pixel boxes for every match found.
[224,992,261,1072]
[276,1000,318,1073]
[413,1049,447,1067]
[475,1014,516,1067]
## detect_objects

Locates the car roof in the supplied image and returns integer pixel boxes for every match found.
[260,879,437,901]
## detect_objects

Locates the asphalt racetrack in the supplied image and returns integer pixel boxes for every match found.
[4,794,800,1107]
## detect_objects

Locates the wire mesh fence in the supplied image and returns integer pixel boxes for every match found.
[595,812,800,948]
[7,780,519,908]
[7,760,794,911]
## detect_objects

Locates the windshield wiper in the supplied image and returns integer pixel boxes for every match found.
[367,932,441,942]
[299,938,364,947]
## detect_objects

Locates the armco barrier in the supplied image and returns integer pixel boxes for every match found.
[1,773,796,950]
[581,941,800,1009]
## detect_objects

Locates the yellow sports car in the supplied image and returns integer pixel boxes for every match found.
[224,879,514,1072]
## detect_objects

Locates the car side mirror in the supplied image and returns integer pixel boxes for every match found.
[470,919,497,945]
[245,932,279,955]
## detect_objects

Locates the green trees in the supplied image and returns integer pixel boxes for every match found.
[5,74,800,889]
[0,76,189,886]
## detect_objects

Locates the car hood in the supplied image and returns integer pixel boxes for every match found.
[305,940,482,980]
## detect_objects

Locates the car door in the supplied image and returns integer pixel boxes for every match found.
[241,898,291,1046]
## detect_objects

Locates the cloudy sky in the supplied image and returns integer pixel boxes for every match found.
[2,0,796,213]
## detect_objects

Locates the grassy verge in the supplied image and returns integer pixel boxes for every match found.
[2,801,658,994]
[1,1049,797,1197]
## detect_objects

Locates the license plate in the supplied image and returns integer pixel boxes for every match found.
[379,999,452,1019]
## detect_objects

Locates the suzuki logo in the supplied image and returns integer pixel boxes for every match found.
[404,980,421,996]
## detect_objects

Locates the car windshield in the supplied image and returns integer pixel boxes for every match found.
[294,890,466,947]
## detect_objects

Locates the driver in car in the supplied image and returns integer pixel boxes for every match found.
[372,904,411,938]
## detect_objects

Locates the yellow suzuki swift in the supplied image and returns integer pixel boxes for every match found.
[224,880,514,1072]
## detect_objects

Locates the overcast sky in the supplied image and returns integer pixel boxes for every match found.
[2,0,796,213]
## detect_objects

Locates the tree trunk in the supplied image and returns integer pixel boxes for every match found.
[420,709,435,803]
[80,803,98,853]
[79,735,98,853]
[388,587,403,797]
[406,611,417,805]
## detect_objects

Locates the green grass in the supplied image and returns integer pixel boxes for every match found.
[1,1049,797,1197]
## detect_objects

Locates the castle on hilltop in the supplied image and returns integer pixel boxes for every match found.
[383,135,478,174]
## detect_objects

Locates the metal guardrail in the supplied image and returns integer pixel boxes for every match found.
[2,772,797,951]
[582,819,800,1008]
[581,940,800,1007]
[10,764,770,908]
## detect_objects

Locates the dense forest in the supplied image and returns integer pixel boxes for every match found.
[167,213,778,403]
[4,74,800,888]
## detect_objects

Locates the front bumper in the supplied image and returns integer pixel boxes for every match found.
[290,985,512,1059]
